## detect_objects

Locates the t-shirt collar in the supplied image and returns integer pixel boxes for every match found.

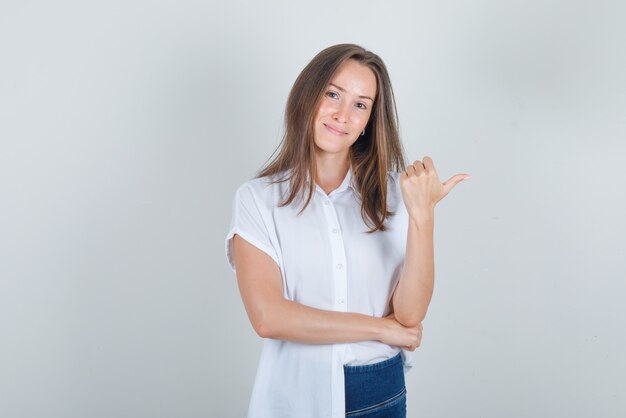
[335,166,355,192]
[302,165,356,195]
[313,165,355,196]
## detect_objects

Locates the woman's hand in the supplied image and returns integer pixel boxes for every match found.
[400,156,470,224]
[379,313,423,351]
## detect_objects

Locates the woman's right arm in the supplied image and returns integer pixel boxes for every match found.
[232,234,422,349]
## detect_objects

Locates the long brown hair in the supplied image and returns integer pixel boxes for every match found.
[257,44,406,232]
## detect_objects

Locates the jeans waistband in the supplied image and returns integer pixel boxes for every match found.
[343,352,403,374]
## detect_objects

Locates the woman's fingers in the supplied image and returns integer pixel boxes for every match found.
[401,156,469,216]
[404,162,425,179]
[416,325,422,347]
[412,160,424,175]
[442,173,471,195]
[405,158,435,177]
[404,322,423,351]
[404,161,421,177]
[422,156,435,173]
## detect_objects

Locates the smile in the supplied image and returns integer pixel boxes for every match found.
[323,123,348,136]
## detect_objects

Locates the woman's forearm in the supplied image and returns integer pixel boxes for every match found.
[259,299,384,344]
[392,213,435,327]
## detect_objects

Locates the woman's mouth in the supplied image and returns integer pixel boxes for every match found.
[323,123,347,136]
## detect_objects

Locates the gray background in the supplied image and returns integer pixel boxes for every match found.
[1,0,625,417]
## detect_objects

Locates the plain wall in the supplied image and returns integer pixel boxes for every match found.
[1,0,625,417]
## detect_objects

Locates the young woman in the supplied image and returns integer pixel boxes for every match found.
[225,44,469,418]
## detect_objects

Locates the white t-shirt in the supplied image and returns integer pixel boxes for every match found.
[225,167,412,418]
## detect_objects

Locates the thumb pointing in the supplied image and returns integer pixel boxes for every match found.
[442,174,470,195]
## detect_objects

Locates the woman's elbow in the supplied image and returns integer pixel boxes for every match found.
[254,321,275,339]
[249,305,280,339]
[394,311,423,329]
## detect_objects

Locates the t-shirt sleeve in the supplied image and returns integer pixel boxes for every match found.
[224,182,280,273]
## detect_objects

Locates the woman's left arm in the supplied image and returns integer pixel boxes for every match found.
[392,156,470,328]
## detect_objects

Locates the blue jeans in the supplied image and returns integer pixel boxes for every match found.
[343,352,407,417]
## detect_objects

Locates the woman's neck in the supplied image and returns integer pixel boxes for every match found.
[315,154,351,195]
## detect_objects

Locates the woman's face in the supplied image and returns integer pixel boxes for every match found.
[312,59,377,160]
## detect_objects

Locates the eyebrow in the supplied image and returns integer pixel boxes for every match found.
[329,83,374,102]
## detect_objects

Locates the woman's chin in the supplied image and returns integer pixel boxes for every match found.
[314,146,350,158]
[314,140,355,157]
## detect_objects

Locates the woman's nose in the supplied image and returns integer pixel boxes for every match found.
[332,104,349,123]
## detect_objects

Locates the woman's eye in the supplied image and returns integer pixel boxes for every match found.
[356,102,367,110]
[326,91,338,99]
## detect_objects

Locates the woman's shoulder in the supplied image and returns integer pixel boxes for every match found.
[232,171,290,204]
